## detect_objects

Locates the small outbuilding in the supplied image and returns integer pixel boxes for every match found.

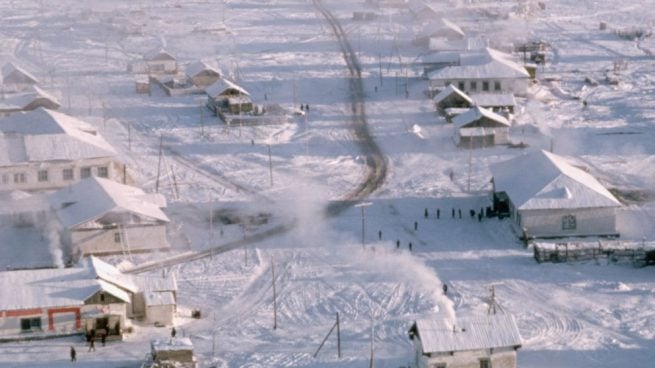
[148,337,197,368]
[143,48,177,75]
[185,61,221,88]
[452,106,510,147]
[205,79,252,115]
[490,150,622,238]
[408,314,522,368]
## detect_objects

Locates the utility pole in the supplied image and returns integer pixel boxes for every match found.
[336,312,341,359]
[128,122,132,151]
[467,131,472,192]
[488,285,497,315]
[155,133,163,193]
[355,202,372,248]
[272,260,278,330]
[369,317,375,368]
[268,144,274,187]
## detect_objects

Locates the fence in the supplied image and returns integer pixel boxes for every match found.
[533,240,655,266]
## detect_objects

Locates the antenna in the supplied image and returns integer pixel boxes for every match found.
[488,285,497,315]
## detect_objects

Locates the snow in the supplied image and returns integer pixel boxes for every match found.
[0,0,654,367]
[452,106,510,128]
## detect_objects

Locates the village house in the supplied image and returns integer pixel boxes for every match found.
[205,79,253,115]
[434,85,516,118]
[0,256,178,341]
[490,150,622,238]
[414,18,466,46]
[1,62,38,93]
[0,85,60,117]
[48,177,171,257]
[0,108,124,192]
[408,314,522,368]
[185,61,222,88]
[146,337,197,368]
[144,48,177,74]
[452,106,511,147]
[428,48,531,96]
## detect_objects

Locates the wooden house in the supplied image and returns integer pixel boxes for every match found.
[428,48,531,96]
[433,84,474,113]
[490,150,622,238]
[135,74,150,94]
[414,18,466,46]
[147,338,197,368]
[143,48,177,75]
[408,314,522,368]
[185,61,221,88]
[0,85,60,117]
[0,108,124,192]
[1,62,38,93]
[48,177,170,257]
[205,79,253,115]
[452,106,510,147]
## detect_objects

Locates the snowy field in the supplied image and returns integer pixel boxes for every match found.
[0,0,654,367]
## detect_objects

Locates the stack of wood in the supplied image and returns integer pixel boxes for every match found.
[533,240,654,266]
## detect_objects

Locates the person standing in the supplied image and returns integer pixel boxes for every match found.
[88,338,95,352]
[101,333,106,347]
[171,326,177,338]
[70,346,76,362]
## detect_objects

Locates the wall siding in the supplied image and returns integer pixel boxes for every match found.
[422,347,517,368]
[72,225,169,255]
[519,207,617,238]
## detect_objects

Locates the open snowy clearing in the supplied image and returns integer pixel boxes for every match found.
[0,0,654,367]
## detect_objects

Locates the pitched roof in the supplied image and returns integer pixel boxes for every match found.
[205,79,250,98]
[420,18,465,39]
[433,84,473,105]
[412,314,522,353]
[490,150,621,210]
[144,291,175,306]
[1,62,38,85]
[49,177,169,229]
[88,256,139,293]
[185,61,221,79]
[0,108,115,166]
[452,106,510,129]
[144,48,176,61]
[0,85,60,111]
[428,48,529,80]
[470,93,516,108]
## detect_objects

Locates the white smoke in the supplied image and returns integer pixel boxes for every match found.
[44,216,65,268]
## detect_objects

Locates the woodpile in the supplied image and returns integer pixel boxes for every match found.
[533,240,654,266]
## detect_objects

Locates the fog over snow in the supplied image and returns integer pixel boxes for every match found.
[0,0,654,367]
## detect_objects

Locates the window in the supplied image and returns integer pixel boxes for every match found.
[63,169,74,181]
[97,166,109,178]
[432,364,447,368]
[114,232,121,243]
[20,317,42,333]
[494,81,502,91]
[80,167,92,179]
[1,173,8,184]
[562,215,577,230]
[458,81,466,91]
[100,293,105,302]
[482,81,490,91]
[479,358,491,368]
[38,170,48,182]
[470,81,477,91]
[14,173,26,183]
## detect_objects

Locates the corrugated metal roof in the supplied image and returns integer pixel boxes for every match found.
[205,79,250,98]
[433,84,473,105]
[452,106,510,129]
[185,61,221,79]
[490,150,621,210]
[144,291,175,306]
[413,315,522,353]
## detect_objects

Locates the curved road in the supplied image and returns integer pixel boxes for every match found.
[127,0,387,274]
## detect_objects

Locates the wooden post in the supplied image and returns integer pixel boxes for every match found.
[155,134,163,193]
[272,261,278,330]
[369,317,374,368]
[268,144,274,187]
[336,312,341,359]
[128,122,132,151]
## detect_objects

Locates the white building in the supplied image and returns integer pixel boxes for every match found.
[408,315,522,368]
[428,48,531,96]
[452,106,510,147]
[0,108,123,192]
[1,62,38,93]
[143,49,177,75]
[185,61,222,88]
[0,85,60,117]
[49,177,171,257]
[414,18,466,46]
[490,150,622,238]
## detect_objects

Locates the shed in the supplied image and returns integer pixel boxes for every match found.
[408,314,522,368]
[490,150,622,238]
[185,61,221,88]
[144,291,176,325]
[135,75,150,94]
[452,106,510,147]
[205,79,252,115]
[143,48,177,74]
[149,337,197,368]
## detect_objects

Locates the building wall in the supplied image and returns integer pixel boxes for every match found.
[191,72,220,88]
[145,304,175,325]
[72,224,169,256]
[0,157,126,192]
[430,78,528,96]
[456,127,509,147]
[420,347,517,368]
[518,207,618,238]
[146,60,177,74]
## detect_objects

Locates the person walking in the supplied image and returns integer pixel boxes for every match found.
[458,209,462,219]
[171,327,176,338]
[378,230,382,241]
[451,208,455,218]
[443,283,448,295]
[88,338,95,352]
[424,208,428,219]
[70,346,76,362]
[396,240,400,249]
[436,208,440,219]
[101,333,106,347]
[408,242,413,251]
[414,221,418,231]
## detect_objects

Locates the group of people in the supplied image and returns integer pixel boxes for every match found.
[69,330,109,362]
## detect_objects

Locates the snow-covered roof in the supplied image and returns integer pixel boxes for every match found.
[420,18,465,39]
[428,48,529,80]
[185,61,221,79]
[0,263,130,311]
[49,177,169,229]
[452,106,510,129]
[0,85,60,111]
[145,291,175,306]
[144,48,176,61]
[433,84,473,105]
[205,79,250,98]
[412,314,522,353]
[429,37,488,52]
[490,150,622,210]
[1,62,38,85]
[471,93,516,107]
[133,273,177,293]
[151,337,194,352]
[420,51,460,65]
[88,256,139,293]
[0,108,115,166]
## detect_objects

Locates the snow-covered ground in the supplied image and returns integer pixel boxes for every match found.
[0,0,654,367]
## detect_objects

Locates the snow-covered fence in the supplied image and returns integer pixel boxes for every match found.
[533,240,655,266]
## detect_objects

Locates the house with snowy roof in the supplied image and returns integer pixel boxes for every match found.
[205,79,252,115]
[490,150,622,238]
[129,48,177,75]
[414,18,466,46]
[434,85,516,116]
[452,106,510,147]
[49,176,170,257]
[0,256,177,340]
[408,314,522,368]
[0,108,123,192]
[1,62,38,93]
[185,61,222,88]
[0,85,60,117]
[428,48,531,96]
